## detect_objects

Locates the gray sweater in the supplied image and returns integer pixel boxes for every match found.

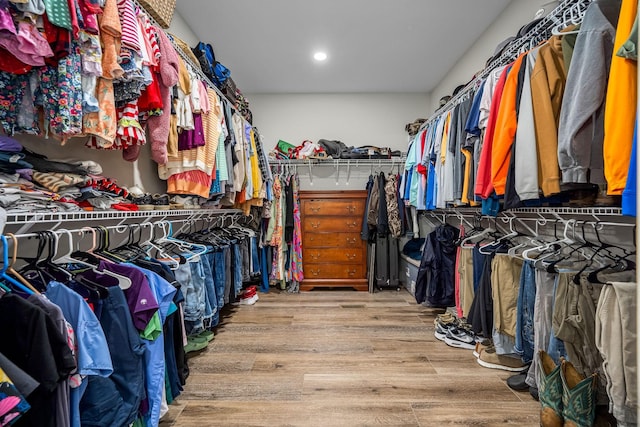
[557,0,622,185]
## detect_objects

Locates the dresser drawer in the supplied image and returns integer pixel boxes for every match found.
[303,199,365,216]
[305,248,364,263]
[304,232,363,248]
[303,216,361,233]
[303,264,366,279]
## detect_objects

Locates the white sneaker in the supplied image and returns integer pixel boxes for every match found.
[239,294,259,305]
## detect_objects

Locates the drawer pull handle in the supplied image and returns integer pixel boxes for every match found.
[346,238,357,244]
[347,269,356,277]
[346,221,357,229]
[310,269,321,277]
[346,253,357,261]
[310,253,320,261]
[310,206,321,213]
[311,222,321,229]
[347,205,356,213]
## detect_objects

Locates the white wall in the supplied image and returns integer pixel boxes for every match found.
[430,0,559,111]
[167,11,199,47]
[249,92,430,191]
[249,93,431,153]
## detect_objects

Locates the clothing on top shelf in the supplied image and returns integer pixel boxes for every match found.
[404,0,635,215]
[0,0,271,209]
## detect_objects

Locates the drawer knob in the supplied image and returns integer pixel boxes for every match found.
[347,269,356,277]
[310,206,321,213]
[310,253,320,261]
[310,269,321,277]
[347,205,356,213]
[346,253,357,261]
[346,237,357,244]
[346,221,357,229]
[311,221,321,229]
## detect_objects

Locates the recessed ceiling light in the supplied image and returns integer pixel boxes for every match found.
[313,52,327,61]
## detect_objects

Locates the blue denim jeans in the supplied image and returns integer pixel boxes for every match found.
[211,249,227,326]
[201,251,217,324]
[547,274,567,364]
[250,236,260,276]
[232,243,243,297]
[176,259,206,334]
[515,260,536,364]
[259,246,269,293]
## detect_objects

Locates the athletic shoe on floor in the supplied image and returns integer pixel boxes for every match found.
[443,327,476,350]
[239,294,259,305]
[434,321,457,341]
[473,340,493,358]
[476,347,528,372]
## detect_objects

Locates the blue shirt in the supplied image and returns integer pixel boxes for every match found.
[622,122,637,217]
[465,80,486,136]
[46,281,113,427]
[125,264,176,427]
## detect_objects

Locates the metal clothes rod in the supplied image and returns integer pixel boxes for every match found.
[426,0,587,124]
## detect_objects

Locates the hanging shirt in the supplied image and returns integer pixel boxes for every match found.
[515,47,541,201]
[491,53,526,196]
[603,0,637,195]
[476,64,511,199]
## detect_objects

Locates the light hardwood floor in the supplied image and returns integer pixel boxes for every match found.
[160,289,540,426]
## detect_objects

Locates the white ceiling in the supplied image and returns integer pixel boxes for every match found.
[176,0,512,94]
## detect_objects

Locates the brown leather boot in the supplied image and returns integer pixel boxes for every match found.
[561,359,597,427]
[539,351,563,427]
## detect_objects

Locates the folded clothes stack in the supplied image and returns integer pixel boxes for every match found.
[0,136,137,213]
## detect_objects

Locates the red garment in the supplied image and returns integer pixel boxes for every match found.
[0,48,32,74]
[475,64,511,199]
[67,0,80,39]
[42,13,71,66]
[137,72,163,112]
[416,129,428,175]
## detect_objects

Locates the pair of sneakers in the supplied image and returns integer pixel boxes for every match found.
[238,286,259,305]
[184,329,215,354]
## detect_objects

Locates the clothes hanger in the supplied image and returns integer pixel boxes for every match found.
[51,229,110,299]
[69,227,133,290]
[0,235,35,295]
[4,233,40,294]
[521,220,573,263]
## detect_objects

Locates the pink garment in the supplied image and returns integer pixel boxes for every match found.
[198,80,209,114]
[0,21,54,66]
[78,0,99,33]
[146,26,179,164]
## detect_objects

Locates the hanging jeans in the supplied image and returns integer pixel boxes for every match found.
[211,248,227,327]
[201,251,217,326]
[514,261,536,365]
[232,243,243,295]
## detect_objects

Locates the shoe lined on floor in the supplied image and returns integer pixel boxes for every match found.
[444,327,477,350]
[477,347,528,372]
[196,330,215,342]
[473,339,493,358]
[507,372,530,391]
[239,294,259,305]
[184,337,208,354]
[561,359,597,427]
[539,350,563,427]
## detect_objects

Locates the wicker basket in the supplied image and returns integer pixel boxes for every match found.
[138,0,176,28]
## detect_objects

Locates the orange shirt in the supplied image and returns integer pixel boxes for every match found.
[603,0,637,195]
[491,53,526,196]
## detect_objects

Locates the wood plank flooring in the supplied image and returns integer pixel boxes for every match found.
[160,290,540,426]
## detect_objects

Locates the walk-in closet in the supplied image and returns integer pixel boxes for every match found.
[0,0,636,426]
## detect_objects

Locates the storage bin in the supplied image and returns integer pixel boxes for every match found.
[400,254,420,296]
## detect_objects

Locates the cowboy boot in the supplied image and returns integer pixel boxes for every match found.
[561,359,597,427]
[538,350,564,427]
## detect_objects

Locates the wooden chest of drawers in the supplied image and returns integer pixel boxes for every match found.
[300,191,368,291]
